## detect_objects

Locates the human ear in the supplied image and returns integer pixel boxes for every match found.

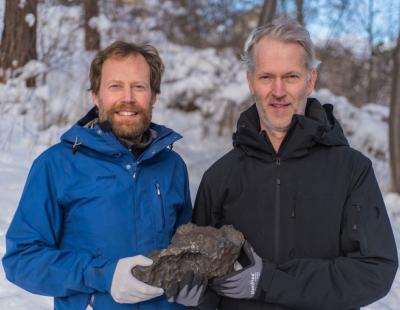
[306,70,318,95]
[246,71,255,95]
[91,92,100,107]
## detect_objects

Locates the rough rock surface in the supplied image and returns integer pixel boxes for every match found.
[131,223,244,297]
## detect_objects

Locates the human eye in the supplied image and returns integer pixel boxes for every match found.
[284,74,300,82]
[109,83,122,90]
[259,74,272,81]
[134,84,147,91]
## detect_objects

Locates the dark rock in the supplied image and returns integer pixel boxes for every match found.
[131,223,244,297]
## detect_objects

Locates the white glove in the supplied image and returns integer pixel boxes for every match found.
[111,255,164,304]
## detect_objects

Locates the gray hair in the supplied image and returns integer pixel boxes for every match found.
[242,17,320,72]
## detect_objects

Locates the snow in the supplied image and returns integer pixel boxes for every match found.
[314,89,391,191]
[25,13,35,27]
[89,14,112,34]
[0,1,399,309]
[18,0,26,10]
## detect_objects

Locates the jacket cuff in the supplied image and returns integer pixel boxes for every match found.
[188,287,220,309]
[254,259,276,301]
[83,257,117,293]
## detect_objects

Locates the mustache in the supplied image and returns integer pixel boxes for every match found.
[109,103,144,114]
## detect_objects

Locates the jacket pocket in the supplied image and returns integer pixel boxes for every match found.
[345,203,368,256]
[155,183,165,230]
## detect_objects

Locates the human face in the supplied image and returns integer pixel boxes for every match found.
[92,54,155,142]
[247,37,317,135]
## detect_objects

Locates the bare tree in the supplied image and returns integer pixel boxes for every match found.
[295,0,304,25]
[390,31,400,193]
[258,0,277,26]
[0,0,38,86]
[343,0,390,104]
[159,0,253,50]
[83,0,100,50]
[365,0,376,103]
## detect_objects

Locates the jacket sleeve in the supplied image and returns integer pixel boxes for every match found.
[2,156,117,298]
[174,161,192,229]
[256,159,398,310]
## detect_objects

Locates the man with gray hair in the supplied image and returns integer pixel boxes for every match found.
[191,18,398,309]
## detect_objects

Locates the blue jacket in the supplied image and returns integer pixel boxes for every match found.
[3,110,192,310]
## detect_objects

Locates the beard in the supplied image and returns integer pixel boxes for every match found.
[255,90,308,133]
[97,101,152,143]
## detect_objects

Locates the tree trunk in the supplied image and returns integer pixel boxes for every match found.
[0,0,37,87]
[390,33,400,193]
[258,0,277,27]
[366,0,374,103]
[295,0,304,25]
[83,0,100,51]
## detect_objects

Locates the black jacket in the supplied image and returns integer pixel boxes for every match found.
[192,99,398,310]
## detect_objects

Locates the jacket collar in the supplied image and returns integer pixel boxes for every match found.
[61,107,182,161]
[233,98,348,162]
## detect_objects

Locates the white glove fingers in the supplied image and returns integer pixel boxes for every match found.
[131,289,163,300]
[124,293,160,304]
[132,255,154,267]
[111,255,163,304]
[133,281,164,296]
[113,293,147,304]
[113,286,155,303]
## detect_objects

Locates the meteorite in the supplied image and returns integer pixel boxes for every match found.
[131,223,244,297]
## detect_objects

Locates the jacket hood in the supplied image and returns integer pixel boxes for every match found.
[233,98,348,161]
[60,107,182,160]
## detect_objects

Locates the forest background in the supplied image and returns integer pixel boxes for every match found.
[0,0,400,309]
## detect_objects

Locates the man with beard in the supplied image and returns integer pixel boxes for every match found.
[3,41,193,310]
[191,18,398,309]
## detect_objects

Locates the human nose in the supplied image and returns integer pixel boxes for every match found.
[122,87,134,102]
[272,78,286,98]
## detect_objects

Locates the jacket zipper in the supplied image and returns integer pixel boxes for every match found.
[131,162,139,252]
[86,294,94,309]
[274,157,281,263]
[155,183,165,229]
